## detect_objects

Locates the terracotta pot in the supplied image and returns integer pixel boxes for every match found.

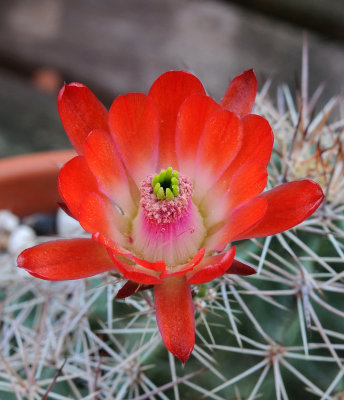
[0,149,76,217]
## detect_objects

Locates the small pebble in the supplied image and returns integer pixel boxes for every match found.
[23,213,57,235]
[0,210,20,233]
[7,225,36,255]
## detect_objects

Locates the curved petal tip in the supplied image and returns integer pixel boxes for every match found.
[154,277,195,362]
[221,69,257,117]
[17,238,115,281]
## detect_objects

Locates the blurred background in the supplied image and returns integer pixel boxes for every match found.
[1,0,344,157]
[1,3,344,399]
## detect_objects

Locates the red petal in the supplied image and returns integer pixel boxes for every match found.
[175,94,220,181]
[221,69,257,117]
[149,71,206,168]
[203,160,268,227]
[187,246,236,284]
[154,277,195,362]
[17,239,114,280]
[58,156,99,217]
[236,180,324,240]
[116,280,152,298]
[232,114,274,169]
[108,252,163,285]
[226,160,268,211]
[57,83,108,154]
[227,259,256,275]
[193,110,242,201]
[84,129,135,216]
[109,93,159,184]
[205,196,267,251]
[78,192,129,246]
[166,248,206,278]
[132,257,166,273]
[201,114,273,210]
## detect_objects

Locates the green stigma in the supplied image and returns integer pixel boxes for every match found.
[152,167,180,200]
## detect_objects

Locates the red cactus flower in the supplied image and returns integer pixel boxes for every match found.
[17,70,324,363]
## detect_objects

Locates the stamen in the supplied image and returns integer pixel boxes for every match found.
[152,167,180,201]
[166,188,174,201]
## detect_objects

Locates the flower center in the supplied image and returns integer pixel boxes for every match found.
[131,169,206,266]
[152,167,180,200]
[141,170,192,224]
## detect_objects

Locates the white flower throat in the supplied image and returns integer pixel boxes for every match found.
[131,168,206,266]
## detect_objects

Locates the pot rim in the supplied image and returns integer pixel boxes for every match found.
[0,149,76,217]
